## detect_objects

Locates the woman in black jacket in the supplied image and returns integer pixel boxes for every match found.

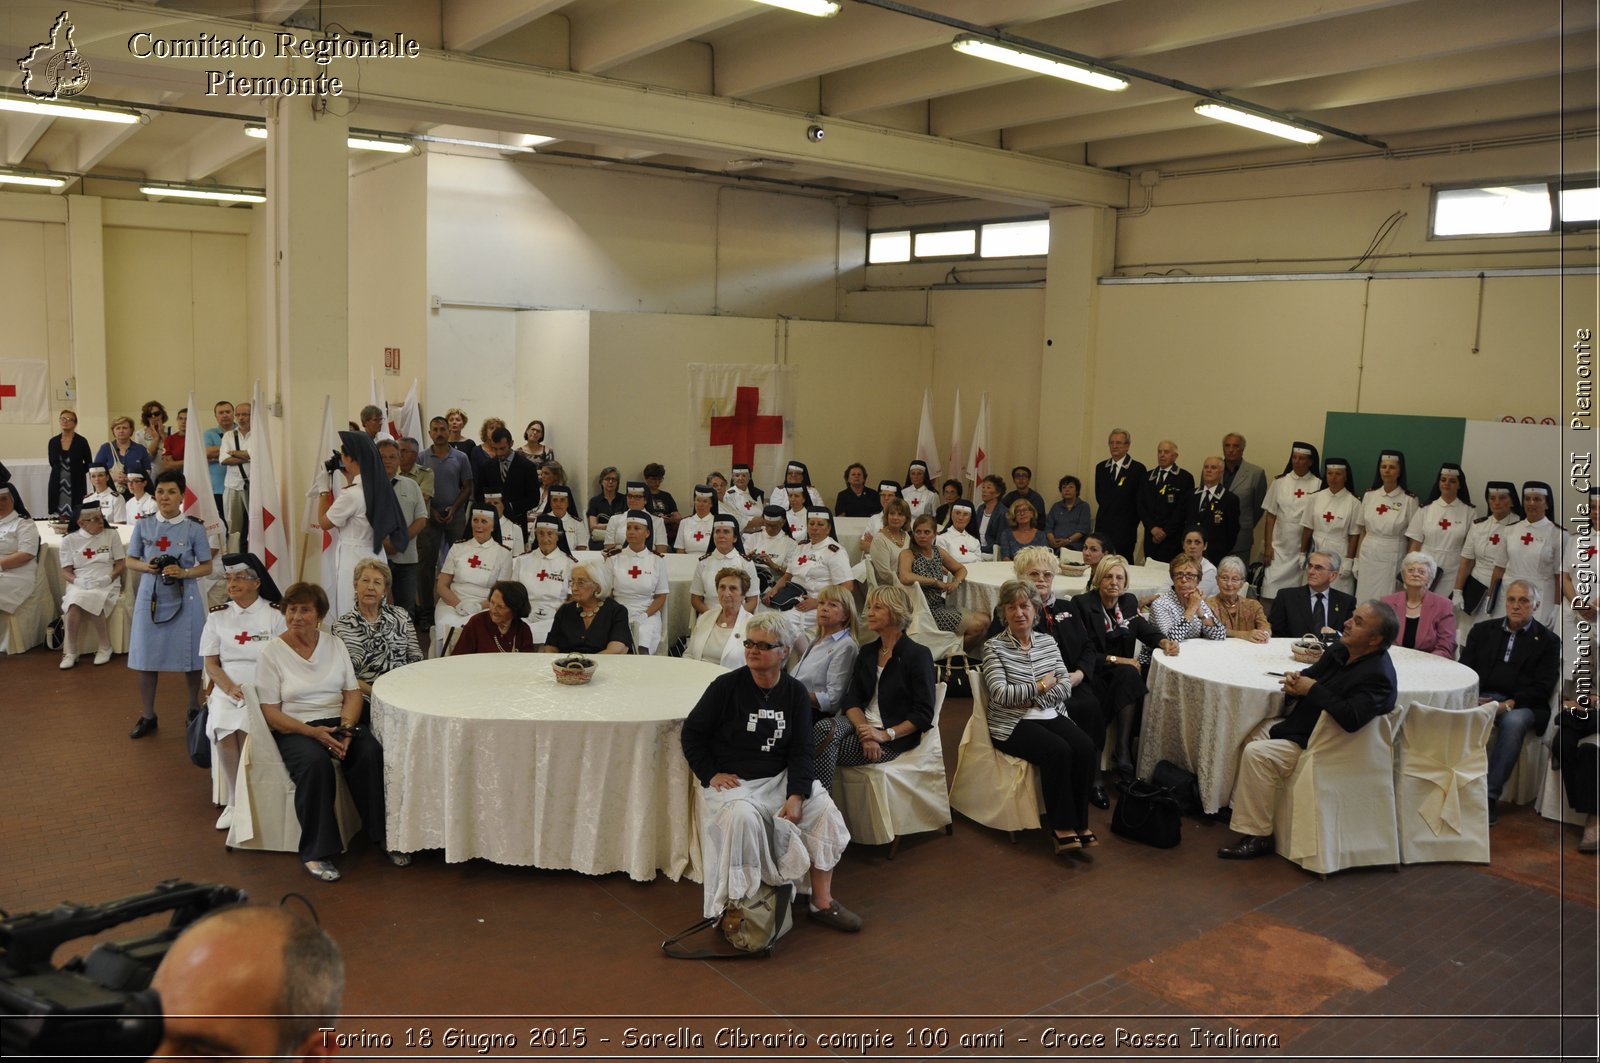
[812,583,936,791]
[1071,554,1177,780]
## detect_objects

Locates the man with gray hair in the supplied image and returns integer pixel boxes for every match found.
[1094,428,1145,559]
[1218,600,1400,859]
[151,905,343,1060]
[1221,432,1267,561]
[1458,578,1562,822]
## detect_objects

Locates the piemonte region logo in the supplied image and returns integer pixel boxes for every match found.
[19,11,92,101]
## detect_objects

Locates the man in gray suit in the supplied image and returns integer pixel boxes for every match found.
[1222,432,1267,562]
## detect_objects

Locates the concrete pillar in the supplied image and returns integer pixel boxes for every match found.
[264,96,349,582]
[1039,205,1116,479]
[65,195,108,441]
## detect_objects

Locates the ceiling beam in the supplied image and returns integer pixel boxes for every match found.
[444,0,577,54]
[932,0,1569,138]
[713,0,1102,99]
[570,0,759,74]
[15,0,1126,207]
[150,122,264,182]
[253,1,312,26]
[823,0,1417,117]
[3,113,55,165]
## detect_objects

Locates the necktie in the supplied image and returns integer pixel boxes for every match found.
[1312,593,1326,631]
[500,457,511,478]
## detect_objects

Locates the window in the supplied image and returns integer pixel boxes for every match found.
[981,218,1050,257]
[867,216,1049,263]
[1430,177,1598,237]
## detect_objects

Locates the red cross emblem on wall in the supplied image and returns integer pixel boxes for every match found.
[468,554,483,569]
[234,631,252,645]
[154,536,171,551]
[708,386,784,468]
[627,565,642,579]
[1521,532,1535,545]
[1438,518,1452,531]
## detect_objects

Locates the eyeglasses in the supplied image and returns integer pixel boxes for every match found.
[1306,563,1332,572]
[743,639,782,651]
[1172,572,1198,581]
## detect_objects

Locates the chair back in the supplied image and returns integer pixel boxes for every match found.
[1394,701,1493,864]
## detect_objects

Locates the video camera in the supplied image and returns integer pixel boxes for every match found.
[0,880,246,1061]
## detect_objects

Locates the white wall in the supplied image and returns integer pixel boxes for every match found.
[349,153,429,419]
[0,206,70,459]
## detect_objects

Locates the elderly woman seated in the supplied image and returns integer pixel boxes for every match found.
[680,611,860,932]
[254,581,407,881]
[812,584,936,792]
[1148,554,1228,645]
[982,580,1100,854]
[684,566,755,668]
[1207,556,1271,643]
[542,560,634,655]
[1382,550,1457,658]
[789,584,860,721]
[451,580,537,654]
[333,558,422,701]
[57,501,126,668]
[199,552,285,830]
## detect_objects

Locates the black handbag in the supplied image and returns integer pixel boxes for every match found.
[1151,759,1201,817]
[185,706,211,769]
[1110,780,1182,848]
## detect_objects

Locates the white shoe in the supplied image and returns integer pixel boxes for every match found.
[215,807,234,830]
[59,654,78,670]
[92,647,113,666]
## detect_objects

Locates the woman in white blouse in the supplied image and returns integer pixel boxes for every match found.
[512,514,574,644]
[1353,449,1414,602]
[684,567,755,669]
[788,584,860,720]
[255,581,405,882]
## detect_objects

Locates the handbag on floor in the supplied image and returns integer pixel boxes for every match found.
[1111,779,1182,848]
[661,882,795,959]
[185,706,212,769]
[1151,759,1201,817]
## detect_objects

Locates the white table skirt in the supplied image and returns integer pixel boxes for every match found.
[3,459,51,517]
[371,654,728,881]
[1139,639,1480,813]
[955,560,1171,618]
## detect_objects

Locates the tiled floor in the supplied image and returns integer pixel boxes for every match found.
[3,649,1595,1059]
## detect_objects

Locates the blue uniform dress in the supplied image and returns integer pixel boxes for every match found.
[127,513,211,672]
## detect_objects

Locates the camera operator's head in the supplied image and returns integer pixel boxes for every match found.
[152,905,343,1061]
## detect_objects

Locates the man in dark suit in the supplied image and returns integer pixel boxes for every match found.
[1459,579,1562,821]
[473,426,539,532]
[1137,439,1194,563]
[1188,455,1240,566]
[1218,600,1400,858]
[1094,428,1144,560]
[1269,552,1355,638]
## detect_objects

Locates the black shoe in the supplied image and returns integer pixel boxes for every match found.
[1114,758,1136,783]
[1217,834,1273,860]
[1488,800,1500,826]
[1089,783,1110,810]
[129,716,158,740]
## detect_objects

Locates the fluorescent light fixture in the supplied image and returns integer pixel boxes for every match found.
[415,134,541,154]
[0,96,144,124]
[245,125,415,152]
[0,170,68,188]
[750,0,841,16]
[346,134,414,154]
[140,184,266,204]
[952,35,1127,92]
[1561,186,1600,224]
[1194,102,1322,144]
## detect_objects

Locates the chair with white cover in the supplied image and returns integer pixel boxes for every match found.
[906,579,966,681]
[1535,727,1598,827]
[224,684,361,854]
[833,683,952,857]
[1394,701,1493,864]
[1272,704,1409,876]
[949,667,1044,839]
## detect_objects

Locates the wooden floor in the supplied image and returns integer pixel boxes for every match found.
[3,648,1596,1060]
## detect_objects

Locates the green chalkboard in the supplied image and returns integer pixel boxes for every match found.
[1322,413,1467,497]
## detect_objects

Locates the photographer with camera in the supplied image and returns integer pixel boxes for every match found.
[315,432,409,623]
[126,470,213,740]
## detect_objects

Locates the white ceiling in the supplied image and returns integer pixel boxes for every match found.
[1,0,1593,205]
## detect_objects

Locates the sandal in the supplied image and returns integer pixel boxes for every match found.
[304,860,341,882]
[1052,833,1082,854]
[1078,830,1100,848]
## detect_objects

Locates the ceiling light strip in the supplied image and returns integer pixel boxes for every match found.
[749,0,842,16]
[952,36,1126,92]
[1193,103,1322,145]
[0,95,145,124]
[140,184,266,204]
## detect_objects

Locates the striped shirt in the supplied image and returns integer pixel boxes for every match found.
[1148,590,1227,643]
[979,629,1070,742]
[333,604,423,685]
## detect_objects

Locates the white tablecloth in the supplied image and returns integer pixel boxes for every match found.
[2,459,51,517]
[954,560,1171,618]
[371,654,727,880]
[1139,639,1480,813]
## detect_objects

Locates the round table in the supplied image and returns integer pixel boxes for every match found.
[1139,638,1480,813]
[371,654,728,880]
[955,559,1171,617]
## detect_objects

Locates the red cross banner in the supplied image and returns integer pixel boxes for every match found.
[0,360,49,424]
[246,379,292,584]
[689,363,796,494]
